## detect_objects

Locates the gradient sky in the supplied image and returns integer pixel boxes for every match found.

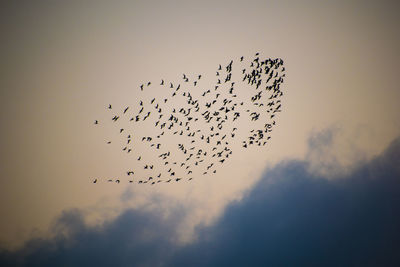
[1,1,399,266]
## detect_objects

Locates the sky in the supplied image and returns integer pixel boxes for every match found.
[0,0,399,266]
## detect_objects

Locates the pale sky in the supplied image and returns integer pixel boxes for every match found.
[0,0,399,251]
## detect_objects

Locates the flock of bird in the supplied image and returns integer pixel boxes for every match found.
[92,53,285,185]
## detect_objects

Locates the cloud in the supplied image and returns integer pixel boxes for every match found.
[170,136,400,266]
[0,207,184,267]
[1,136,399,266]
[305,125,388,178]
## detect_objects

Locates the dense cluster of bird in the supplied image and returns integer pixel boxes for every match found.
[92,53,285,185]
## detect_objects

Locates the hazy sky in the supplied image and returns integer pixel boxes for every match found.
[1,1,399,265]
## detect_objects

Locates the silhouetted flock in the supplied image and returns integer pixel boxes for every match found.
[93,53,285,185]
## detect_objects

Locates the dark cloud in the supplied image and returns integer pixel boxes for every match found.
[171,136,400,267]
[1,137,400,267]
[0,208,184,267]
